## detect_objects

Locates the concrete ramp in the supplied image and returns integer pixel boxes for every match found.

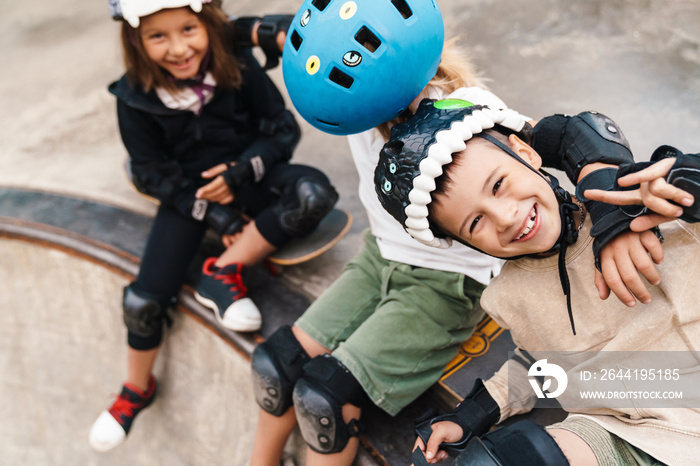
[0,189,316,465]
[0,238,265,465]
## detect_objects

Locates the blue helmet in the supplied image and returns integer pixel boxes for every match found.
[282,0,444,135]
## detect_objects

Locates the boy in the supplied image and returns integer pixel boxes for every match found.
[375,99,700,465]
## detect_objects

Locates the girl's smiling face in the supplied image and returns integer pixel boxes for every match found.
[139,7,209,80]
[431,134,563,257]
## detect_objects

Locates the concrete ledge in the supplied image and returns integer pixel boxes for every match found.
[0,188,395,464]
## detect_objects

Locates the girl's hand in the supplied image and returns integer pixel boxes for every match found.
[585,158,693,231]
[412,421,463,464]
[594,230,663,306]
[197,163,235,204]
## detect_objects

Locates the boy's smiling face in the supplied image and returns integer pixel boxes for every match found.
[431,134,563,257]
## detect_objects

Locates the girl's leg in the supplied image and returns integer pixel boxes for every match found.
[126,204,207,386]
[215,220,276,267]
[227,163,337,264]
[199,164,336,331]
[90,205,205,451]
[126,346,160,391]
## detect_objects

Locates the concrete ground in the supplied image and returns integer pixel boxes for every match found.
[1,0,699,464]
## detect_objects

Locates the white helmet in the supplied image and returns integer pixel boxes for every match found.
[108,0,211,28]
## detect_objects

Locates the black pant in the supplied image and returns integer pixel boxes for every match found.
[127,163,332,350]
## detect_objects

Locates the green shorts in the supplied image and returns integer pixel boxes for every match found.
[547,416,666,466]
[295,230,485,415]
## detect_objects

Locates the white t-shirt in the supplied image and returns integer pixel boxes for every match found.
[347,86,515,285]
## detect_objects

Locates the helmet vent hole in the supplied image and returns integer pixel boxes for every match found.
[291,30,303,50]
[355,27,381,53]
[391,0,413,19]
[384,140,404,157]
[316,118,340,128]
[329,67,354,89]
[312,0,331,11]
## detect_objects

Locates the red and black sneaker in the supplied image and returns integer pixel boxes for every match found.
[89,375,156,452]
[194,257,262,332]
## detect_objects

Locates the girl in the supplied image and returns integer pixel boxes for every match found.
[89,0,337,452]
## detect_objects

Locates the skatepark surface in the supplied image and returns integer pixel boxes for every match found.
[1,0,699,464]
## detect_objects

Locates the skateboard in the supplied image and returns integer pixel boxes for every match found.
[267,208,352,265]
[124,159,352,266]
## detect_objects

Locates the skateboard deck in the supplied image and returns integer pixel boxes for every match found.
[438,314,515,401]
[267,208,352,265]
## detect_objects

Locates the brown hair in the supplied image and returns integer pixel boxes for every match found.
[377,37,485,140]
[120,1,242,92]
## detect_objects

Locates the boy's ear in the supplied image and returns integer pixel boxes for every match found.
[508,134,542,170]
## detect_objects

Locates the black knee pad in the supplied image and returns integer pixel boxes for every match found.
[251,325,310,416]
[453,420,569,466]
[277,176,338,237]
[122,284,166,338]
[292,354,367,454]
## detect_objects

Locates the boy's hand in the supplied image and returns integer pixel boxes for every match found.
[197,164,235,204]
[412,421,462,464]
[585,157,693,231]
[594,230,663,306]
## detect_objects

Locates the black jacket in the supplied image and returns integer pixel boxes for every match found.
[109,49,300,219]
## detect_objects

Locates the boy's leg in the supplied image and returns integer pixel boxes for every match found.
[548,429,598,466]
[250,408,298,466]
[249,326,333,466]
[305,404,362,466]
[547,416,664,466]
[292,237,484,462]
[249,232,384,463]
[331,263,485,416]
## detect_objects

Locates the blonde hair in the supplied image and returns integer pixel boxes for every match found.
[377,37,485,140]
[121,1,242,93]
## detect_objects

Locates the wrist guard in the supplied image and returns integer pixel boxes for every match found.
[414,379,500,457]
[222,160,255,195]
[231,16,258,47]
[618,145,700,222]
[256,15,292,70]
[204,203,246,237]
[232,15,291,70]
[576,168,662,271]
[533,112,634,184]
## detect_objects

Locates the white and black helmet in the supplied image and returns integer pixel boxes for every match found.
[108,0,211,28]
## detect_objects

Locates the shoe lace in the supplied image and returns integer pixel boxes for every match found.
[110,394,137,419]
[215,267,248,296]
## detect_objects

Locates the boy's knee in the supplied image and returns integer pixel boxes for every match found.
[251,325,310,416]
[292,354,367,454]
